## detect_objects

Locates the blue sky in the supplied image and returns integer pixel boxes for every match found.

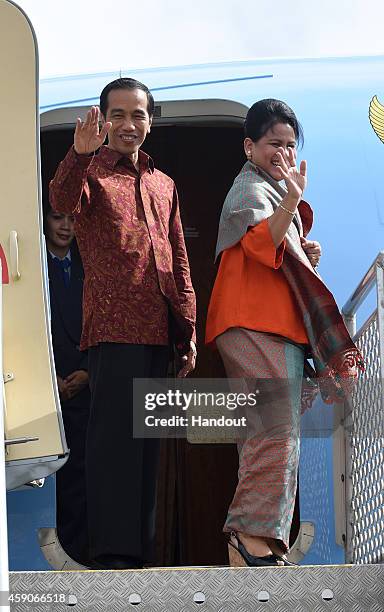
[15,0,384,78]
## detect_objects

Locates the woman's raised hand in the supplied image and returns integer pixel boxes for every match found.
[276,148,307,200]
[74,106,112,155]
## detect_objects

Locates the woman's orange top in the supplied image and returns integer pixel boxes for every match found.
[205,218,309,345]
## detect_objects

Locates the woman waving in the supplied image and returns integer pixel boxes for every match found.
[206,99,363,567]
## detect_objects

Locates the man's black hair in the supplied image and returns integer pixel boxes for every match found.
[244,98,304,147]
[100,77,155,118]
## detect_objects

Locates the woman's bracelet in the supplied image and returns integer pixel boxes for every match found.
[279,204,296,216]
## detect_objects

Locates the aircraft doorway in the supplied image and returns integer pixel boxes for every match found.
[40,104,301,567]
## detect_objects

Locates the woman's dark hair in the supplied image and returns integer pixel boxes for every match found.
[244,99,304,147]
[100,77,155,119]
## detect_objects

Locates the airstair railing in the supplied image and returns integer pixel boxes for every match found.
[342,251,384,564]
[0,260,10,611]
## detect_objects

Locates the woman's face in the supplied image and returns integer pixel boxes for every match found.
[244,122,297,181]
[45,210,75,251]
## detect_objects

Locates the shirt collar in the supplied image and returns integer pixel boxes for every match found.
[98,145,154,174]
[49,249,71,262]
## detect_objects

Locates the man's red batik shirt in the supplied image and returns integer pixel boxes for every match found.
[49,145,196,352]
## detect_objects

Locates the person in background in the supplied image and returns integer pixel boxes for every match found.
[44,206,90,566]
[206,99,363,567]
[49,78,196,570]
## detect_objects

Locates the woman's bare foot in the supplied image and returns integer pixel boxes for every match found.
[231,532,284,565]
[229,533,285,566]
[267,538,288,559]
[233,533,273,557]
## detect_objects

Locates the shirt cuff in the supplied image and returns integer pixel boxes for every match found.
[241,218,285,269]
[68,145,95,169]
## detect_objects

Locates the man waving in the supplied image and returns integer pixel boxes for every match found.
[50,78,196,569]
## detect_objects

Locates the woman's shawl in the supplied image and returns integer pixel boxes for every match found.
[216,161,364,404]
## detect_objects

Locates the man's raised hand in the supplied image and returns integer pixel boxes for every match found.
[74,106,112,155]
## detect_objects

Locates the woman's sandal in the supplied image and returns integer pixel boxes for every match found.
[273,554,297,567]
[228,532,286,567]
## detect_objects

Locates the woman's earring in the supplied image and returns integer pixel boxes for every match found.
[246,150,252,159]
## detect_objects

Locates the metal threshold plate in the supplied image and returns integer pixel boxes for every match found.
[9,564,384,611]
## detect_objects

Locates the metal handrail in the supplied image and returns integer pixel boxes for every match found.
[342,251,384,564]
[342,251,384,337]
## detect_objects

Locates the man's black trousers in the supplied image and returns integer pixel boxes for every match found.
[86,343,169,563]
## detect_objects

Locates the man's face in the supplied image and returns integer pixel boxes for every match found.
[103,88,152,157]
[45,211,75,251]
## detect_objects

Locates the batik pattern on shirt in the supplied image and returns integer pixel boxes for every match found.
[50,145,196,351]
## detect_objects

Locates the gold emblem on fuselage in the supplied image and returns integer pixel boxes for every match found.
[369,96,384,144]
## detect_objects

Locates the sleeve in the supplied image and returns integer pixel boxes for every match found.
[241,218,285,269]
[49,145,93,214]
[168,184,196,351]
[78,349,88,372]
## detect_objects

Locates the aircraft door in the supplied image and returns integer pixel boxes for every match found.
[0,0,67,489]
